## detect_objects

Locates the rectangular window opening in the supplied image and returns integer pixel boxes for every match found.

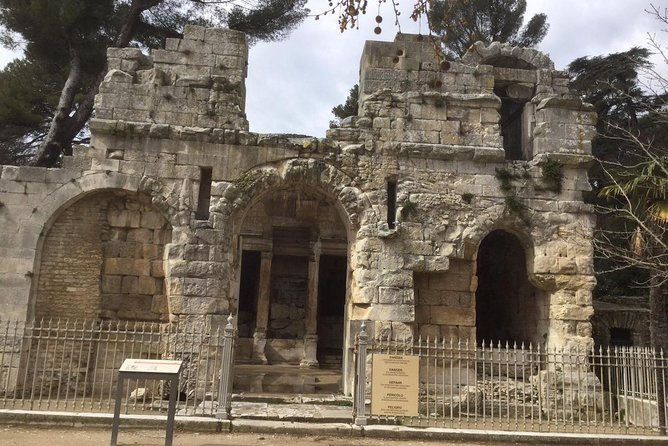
[195,166,212,220]
[387,179,397,229]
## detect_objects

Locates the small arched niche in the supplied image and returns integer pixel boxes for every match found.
[475,230,547,345]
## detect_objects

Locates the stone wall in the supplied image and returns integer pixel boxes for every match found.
[35,195,107,320]
[414,260,476,341]
[100,193,171,321]
[95,27,248,130]
[0,27,598,392]
[33,191,171,321]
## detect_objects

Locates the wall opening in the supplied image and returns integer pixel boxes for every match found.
[609,327,634,347]
[490,59,536,161]
[237,250,261,337]
[235,188,348,370]
[387,179,397,229]
[497,93,525,160]
[195,166,212,220]
[317,255,347,367]
[475,230,546,345]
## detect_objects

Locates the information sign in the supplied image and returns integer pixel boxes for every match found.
[119,358,183,375]
[371,353,419,417]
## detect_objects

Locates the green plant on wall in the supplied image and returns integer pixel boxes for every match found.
[541,158,564,193]
[495,167,531,225]
[504,193,530,225]
[494,167,519,192]
[400,198,417,220]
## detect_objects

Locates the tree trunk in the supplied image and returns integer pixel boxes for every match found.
[31,0,164,167]
[33,44,82,167]
[649,274,668,434]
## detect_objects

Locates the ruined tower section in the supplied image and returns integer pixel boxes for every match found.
[0,29,599,395]
[328,34,596,350]
[94,26,248,132]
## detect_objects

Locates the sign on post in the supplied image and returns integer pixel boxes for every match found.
[370,353,419,417]
[111,359,184,446]
[119,359,183,374]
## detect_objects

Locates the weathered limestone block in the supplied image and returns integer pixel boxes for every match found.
[550,304,594,322]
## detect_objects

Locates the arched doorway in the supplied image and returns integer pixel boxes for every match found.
[235,187,348,374]
[475,230,547,345]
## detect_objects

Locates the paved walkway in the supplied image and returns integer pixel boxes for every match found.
[0,425,494,446]
[1,408,667,446]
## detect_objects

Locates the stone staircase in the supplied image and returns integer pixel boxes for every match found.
[230,363,352,422]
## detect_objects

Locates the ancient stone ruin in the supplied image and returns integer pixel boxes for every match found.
[0,26,596,393]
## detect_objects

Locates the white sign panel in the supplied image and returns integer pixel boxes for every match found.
[119,359,183,375]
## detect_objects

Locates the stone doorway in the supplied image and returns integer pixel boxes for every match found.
[235,188,348,383]
[475,230,548,346]
[316,255,347,367]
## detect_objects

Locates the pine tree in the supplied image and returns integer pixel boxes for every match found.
[429,0,548,58]
[330,84,358,128]
[0,0,308,166]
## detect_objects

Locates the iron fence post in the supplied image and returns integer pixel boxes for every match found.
[354,321,368,426]
[216,314,235,420]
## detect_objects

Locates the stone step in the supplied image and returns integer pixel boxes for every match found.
[231,401,353,423]
[232,393,352,406]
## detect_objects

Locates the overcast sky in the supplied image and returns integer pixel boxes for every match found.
[0,1,665,137]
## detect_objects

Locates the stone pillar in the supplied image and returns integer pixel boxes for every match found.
[301,244,321,367]
[252,251,272,364]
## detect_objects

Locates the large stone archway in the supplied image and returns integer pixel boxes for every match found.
[34,190,173,322]
[214,158,374,393]
[234,186,349,368]
[475,229,548,345]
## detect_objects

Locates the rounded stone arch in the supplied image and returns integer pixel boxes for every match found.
[460,41,554,70]
[27,172,183,321]
[29,172,183,243]
[469,225,537,277]
[461,209,537,272]
[218,158,375,370]
[591,305,651,348]
[461,219,550,345]
[218,158,376,240]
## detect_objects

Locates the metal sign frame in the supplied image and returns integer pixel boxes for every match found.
[110,359,184,446]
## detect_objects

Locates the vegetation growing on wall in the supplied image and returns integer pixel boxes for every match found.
[540,158,564,193]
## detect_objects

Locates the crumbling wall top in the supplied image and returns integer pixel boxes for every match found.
[93,25,249,132]
[460,41,554,71]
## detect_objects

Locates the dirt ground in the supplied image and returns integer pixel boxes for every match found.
[0,425,509,446]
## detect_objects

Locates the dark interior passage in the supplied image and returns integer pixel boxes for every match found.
[238,250,261,337]
[317,255,347,367]
[475,230,545,345]
[498,94,524,160]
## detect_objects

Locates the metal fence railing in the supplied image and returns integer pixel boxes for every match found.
[0,318,234,417]
[3,316,668,436]
[353,323,668,435]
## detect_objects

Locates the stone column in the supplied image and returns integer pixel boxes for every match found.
[301,243,321,367]
[252,251,272,364]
